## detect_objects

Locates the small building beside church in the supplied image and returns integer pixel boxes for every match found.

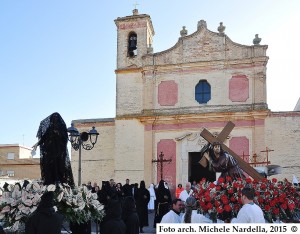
[0,144,40,180]
[71,9,300,193]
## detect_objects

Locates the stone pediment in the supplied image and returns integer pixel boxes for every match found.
[143,23,268,67]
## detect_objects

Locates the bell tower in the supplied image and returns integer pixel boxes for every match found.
[114,8,155,69]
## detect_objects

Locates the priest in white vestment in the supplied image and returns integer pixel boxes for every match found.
[179,182,193,202]
[161,199,183,223]
[231,187,265,223]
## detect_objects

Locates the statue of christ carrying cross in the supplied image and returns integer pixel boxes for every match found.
[199,141,246,181]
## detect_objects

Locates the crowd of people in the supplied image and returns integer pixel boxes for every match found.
[81,176,265,234]
[1,112,265,233]
[0,113,267,234]
[83,178,152,233]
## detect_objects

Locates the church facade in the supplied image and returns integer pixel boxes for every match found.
[71,9,300,191]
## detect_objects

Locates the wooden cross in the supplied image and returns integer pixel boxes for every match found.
[260,147,274,165]
[200,121,264,180]
[152,151,172,181]
[133,1,139,9]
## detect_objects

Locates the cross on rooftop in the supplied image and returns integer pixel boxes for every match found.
[133,1,139,9]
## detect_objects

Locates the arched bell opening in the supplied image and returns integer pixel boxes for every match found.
[128,32,137,57]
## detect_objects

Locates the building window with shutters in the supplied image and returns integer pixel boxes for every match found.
[195,80,211,104]
[7,170,15,177]
[7,152,15,160]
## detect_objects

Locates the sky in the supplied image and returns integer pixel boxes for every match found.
[0,0,299,149]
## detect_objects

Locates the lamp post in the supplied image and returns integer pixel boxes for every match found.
[67,123,99,186]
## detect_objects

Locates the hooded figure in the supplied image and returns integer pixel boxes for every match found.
[33,112,74,187]
[101,199,126,234]
[25,191,64,234]
[122,196,139,234]
[154,180,172,226]
[136,180,150,233]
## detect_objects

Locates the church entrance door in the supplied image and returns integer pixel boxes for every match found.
[188,152,216,183]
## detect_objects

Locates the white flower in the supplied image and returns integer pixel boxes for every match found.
[7,184,13,192]
[22,207,30,215]
[86,190,92,199]
[83,186,88,194]
[98,204,104,211]
[78,201,85,210]
[72,198,78,206]
[2,191,10,199]
[7,198,15,205]
[57,192,64,202]
[28,193,34,199]
[11,200,17,207]
[77,192,83,199]
[11,220,19,231]
[22,190,29,202]
[1,205,10,213]
[11,190,18,199]
[67,196,73,204]
[25,183,32,191]
[32,181,41,191]
[41,185,47,192]
[91,199,99,207]
[47,184,56,192]
[23,199,33,207]
[32,193,42,205]
[64,187,70,196]
[91,193,98,200]
[18,204,25,211]
[15,212,23,221]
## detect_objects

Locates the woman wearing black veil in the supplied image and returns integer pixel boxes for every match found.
[33,112,75,187]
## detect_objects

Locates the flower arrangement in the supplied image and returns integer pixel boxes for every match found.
[0,180,105,232]
[55,183,105,224]
[193,176,300,223]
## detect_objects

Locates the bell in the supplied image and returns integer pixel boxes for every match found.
[129,36,137,51]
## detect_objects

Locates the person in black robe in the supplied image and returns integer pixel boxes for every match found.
[122,196,139,234]
[98,181,112,206]
[133,183,139,201]
[136,180,150,233]
[25,191,64,234]
[123,179,133,197]
[154,180,172,226]
[116,182,125,202]
[101,199,126,234]
[33,112,74,187]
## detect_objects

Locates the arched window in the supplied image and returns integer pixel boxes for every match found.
[128,32,137,57]
[195,80,211,104]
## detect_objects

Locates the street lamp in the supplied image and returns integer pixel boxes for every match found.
[67,123,99,186]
